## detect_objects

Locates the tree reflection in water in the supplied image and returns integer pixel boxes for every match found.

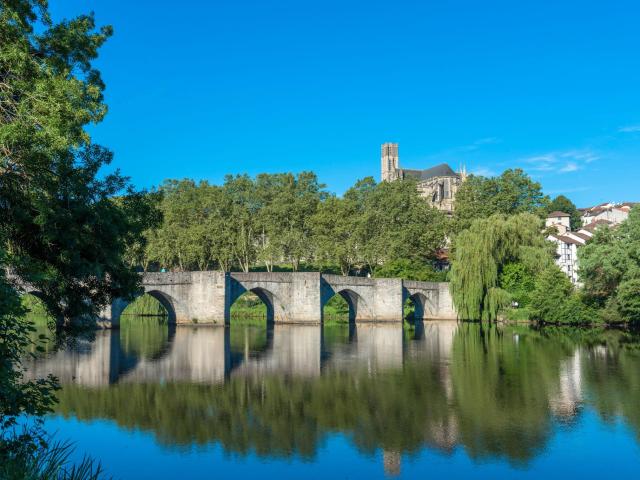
[27,321,640,466]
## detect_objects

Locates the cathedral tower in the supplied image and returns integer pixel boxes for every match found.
[381,142,399,181]
[379,142,463,214]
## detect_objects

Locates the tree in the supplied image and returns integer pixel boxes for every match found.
[0,0,146,471]
[528,267,595,324]
[257,172,326,271]
[312,195,359,275]
[453,169,549,233]
[0,0,147,320]
[373,258,446,282]
[547,195,581,231]
[450,213,553,321]
[354,178,447,273]
[498,262,536,307]
[122,190,163,271]
[580,206,640,322]
[616,279,640,323]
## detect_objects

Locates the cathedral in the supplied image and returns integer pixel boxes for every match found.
[380,142,465,214]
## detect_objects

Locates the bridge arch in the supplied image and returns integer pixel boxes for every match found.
[140,289,181,323]
[228,279,287,324]
[21,290,64,326]
[321,288,374,322]
[403,288,437,321]
[102,288,188,328]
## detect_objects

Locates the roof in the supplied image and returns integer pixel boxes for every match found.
[581,202,638,215]
[564,232,590,244]
[572,232,592,241]
[547,211,570,218]
[400,163,459,181]
[554,235,583,245]
[582,219,613,232]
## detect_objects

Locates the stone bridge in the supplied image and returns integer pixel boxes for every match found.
[98,271,455,327]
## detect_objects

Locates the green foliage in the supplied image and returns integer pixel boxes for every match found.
[137,174,447,276]
[352,178,447,273]
[528,267,596,324]
[498,262,535,307]
[453,169,549,233]
[0,259,58,428]
[1,433,107,480]
[312,194,360,275]
[323,295,350,318]
[450,213,552,321]
[0,0,149,320]
[20,293,54,325]
[141,173,327,273]
[617,279,640,323]
[547,195,582,231]
[374,258,447,282]
[230,292,268,319]
[122,294,167,317]
[580,206,640,323]
[0,2,141,477]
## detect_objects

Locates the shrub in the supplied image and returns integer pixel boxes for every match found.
[616,279,640,323]
[529,267,596,324]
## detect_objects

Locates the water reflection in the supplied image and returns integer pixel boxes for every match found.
[24,321,640,474]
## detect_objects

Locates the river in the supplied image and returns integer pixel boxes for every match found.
[23,319,640,478]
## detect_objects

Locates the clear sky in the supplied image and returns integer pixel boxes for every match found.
[50,0,640,207]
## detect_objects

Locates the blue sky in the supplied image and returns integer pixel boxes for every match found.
[50,0,640,207]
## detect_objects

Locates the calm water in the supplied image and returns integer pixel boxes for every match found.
[24,320,640,479]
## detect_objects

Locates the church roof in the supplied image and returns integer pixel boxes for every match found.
[400,163,459,181]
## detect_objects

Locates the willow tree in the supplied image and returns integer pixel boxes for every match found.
[450,213,552,321]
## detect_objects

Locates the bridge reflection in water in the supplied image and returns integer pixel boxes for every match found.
[24,321,459,386]
[25,320,640,479]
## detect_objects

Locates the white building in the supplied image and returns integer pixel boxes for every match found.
[545,211,571,234]
[580,202,636,226]
[547,233,581,284]
[546,213,615,285]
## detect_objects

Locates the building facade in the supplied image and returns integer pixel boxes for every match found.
[580,202,636,226]
[546,211,620,285]
[381,143,465,214]
[545,211,571,235]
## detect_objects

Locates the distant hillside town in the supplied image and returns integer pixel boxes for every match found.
[380,142,636,285]
[546,202,636,284]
